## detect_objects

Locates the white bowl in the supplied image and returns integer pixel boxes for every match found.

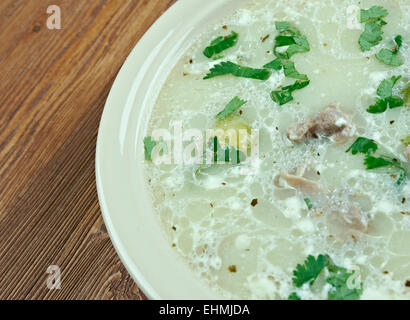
[96,0,249,300]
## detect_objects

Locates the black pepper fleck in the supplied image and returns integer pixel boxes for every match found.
[228,265,237,273]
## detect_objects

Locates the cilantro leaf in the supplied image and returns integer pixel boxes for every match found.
[364,155,393,169]
[327,269,363,300]
[394,35,403,51]
[263,59,308,80]
[360,6,388,23]
[376,49,404,66]
[288,292,301,300]
[402,136,410,147]
[216,96,247,120]
[144,136,157,161]
[359,21,384,52]
[347,137,407,185]
[290,254,364,300]
[346,137,378,155]
[376,36,404,66]
[204,61,270,80]
[292,254,326,288]
[304,198,313,210]
[263,58,283,70]
[367,76,404,113]
[367,98,388,114]
[271,80,310,105]
[377,76,401,98]
[273,21,310,59]
[283,61,309,80]
[203,31,238,59]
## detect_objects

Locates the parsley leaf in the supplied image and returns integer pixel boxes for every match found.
[304,198,313,210]
[216,96,247,120]
[144,136,157,161]
[375,35,404,66]
[359,21,385,52]
[283,61,309,80]
[376,49,404,66]
[377,75,401,98]
[327,269,363,300]
[290,254,364,300]
[288,292,301,300]
[263,58,283,70]
[203,31,238,59]
[364,155,394,169]
[273,21,310,59]
[394,35,403,51]
[358,6,388,52]
[347,137,408,185]
[367,76,404,113]
[292,254,326,287]
[204,61,270,80]
[264,59,308,80]
[346,137,378,155]
[360,6,388,23]
[271,80,310,105]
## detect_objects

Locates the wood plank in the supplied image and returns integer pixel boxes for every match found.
[0,0,175,300]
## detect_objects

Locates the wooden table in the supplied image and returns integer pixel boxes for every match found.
[0,0,175,300]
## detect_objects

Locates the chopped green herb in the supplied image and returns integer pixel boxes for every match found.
[271,80,310,105]
[273,21,310,59]
[402,136,410,146]
[364,155,395,169]
[204,61,270,80]
[346,137,378,155]
[304,198,313,210]
[376,49,404,66]
[327,269,363,300]
[394,35,403,50]
[288,292,301,300]
[376,35,404,66]
[367,76,404,113]
[358,6,388,52]
[263,58,283,70]
[359,22,385,52]
[264,58,308,80]
[216,96,247,120]
[367,76,404,114]
[378,75,401,98]
[203,31,238,59]
[360,6,388,23]
[292,254,326,288]
[290,254,364,300]
[283,61,309,80]
[144,136,157,161]
[347,138,408,185]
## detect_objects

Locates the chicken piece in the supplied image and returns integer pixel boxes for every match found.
[275,167,368,233]
[287,105,353,143]
[334,204,368,232]
[279,172,333,196]
[404,146,410,161]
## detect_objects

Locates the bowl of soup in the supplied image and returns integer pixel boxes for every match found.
[96,0,410,300]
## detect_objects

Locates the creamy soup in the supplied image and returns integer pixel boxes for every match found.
[144,0,410,299]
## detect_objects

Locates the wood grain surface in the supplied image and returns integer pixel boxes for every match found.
[0,0,175,300]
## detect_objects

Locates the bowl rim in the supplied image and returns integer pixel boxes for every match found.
[96,0,248,300]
